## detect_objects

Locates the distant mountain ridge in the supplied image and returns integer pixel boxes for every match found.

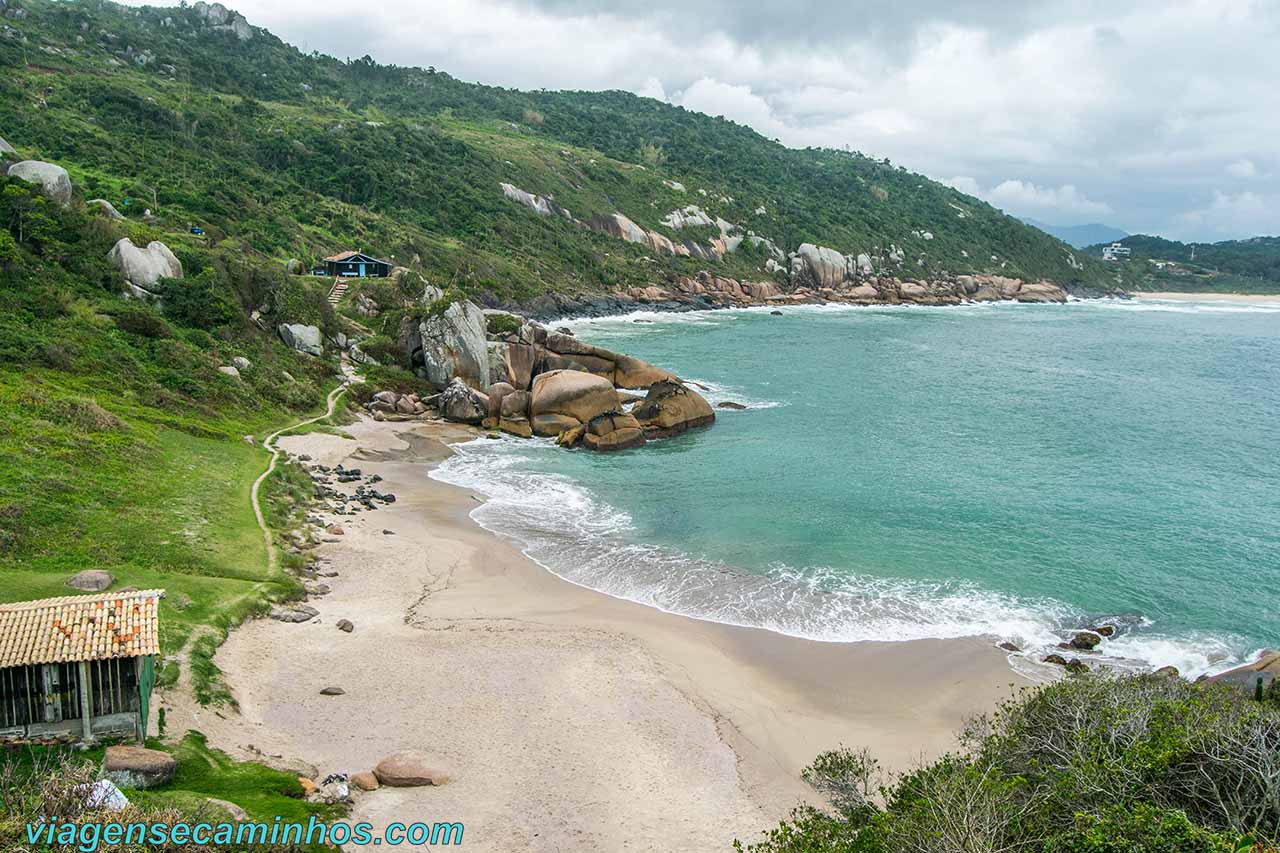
[1023,219,1129,249]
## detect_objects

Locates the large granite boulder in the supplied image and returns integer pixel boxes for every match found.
[611,353,677,390]
[631,380,715,438]
[414,298,488,390]
[87,199,124,220]
[108,238,183,298]
[0,136,15,158]
[485,381,515,419]
[8,160,73,205]
[530,370,620,429]
[790,244,847,289]
[102,746,176,790]
[1014,282,1067,304]
[373,751,448,787]
[438,378,488,424]
[487,341,538,390]
[278,323,323,356]
[582,412,646,452]
[67,570,113,592]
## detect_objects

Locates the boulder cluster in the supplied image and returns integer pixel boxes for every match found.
[497,180,1079,314]
[386,296,716,451]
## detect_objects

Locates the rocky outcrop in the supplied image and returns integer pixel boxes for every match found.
[192,1,253,40]
[87,198,124,220]
[0,136,15,158]
[631,380,715,438]
[108,238,183,298]
[530,370,620,428]
[9,160,73,205]
[790,243,848,290]
[278,323,323,356]
[500,182,572,220]
[438,378,488,424]
[67,570,113,592]
[102,746,176,789]
[407,296,488,390]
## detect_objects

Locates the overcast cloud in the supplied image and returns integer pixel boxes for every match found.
[157,0,1280,240]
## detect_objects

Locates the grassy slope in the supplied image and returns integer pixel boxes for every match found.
[0,0,1116,301]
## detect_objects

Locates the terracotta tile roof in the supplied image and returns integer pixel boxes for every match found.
[0,590,163,669]
[323,250,360,262]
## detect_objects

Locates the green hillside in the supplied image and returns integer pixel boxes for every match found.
[0,0,1114,305]
[1085,234,1280,294]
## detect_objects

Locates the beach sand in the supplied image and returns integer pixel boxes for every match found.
[160,416,1027,852]
[1132,291,1280,303]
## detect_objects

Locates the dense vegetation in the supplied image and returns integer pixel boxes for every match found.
[1085,235,1280,293]
[739,673,1280,852]
[0,0,1116,305]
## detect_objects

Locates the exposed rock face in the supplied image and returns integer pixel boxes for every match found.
[530,370,620,428]
[661,205,715,229]
[582,412,645,451]
[373,751,448,787]
[485,381,515,419]
[67,569,113,592]
[500,182,572,219]
[108,238,183,298]
[103,746,176,790]
[412,298,488,390]
[8,160,73,205]
[278,323,323,356]
[790,243,847,290]
[87,198,124,220]
[631,380,715,438]
[438,377,488,424]
[0,136,15,158]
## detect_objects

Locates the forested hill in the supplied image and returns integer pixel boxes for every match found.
[1085,235,1280,294]
[0,0,1116,303]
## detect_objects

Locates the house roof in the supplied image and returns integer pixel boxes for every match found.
[323,251,390,265]
[0,590,163,669]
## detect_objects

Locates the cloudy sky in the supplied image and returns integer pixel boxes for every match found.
[178,0,1279,240]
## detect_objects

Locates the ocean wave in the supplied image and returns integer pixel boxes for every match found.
[429,438,1249,679]
[1091,300,1280,314]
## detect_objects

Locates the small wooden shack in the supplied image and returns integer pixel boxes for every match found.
[0,589,162,744]
[322,251,391,278]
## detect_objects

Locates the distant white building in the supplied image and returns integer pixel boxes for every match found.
[1102,243,1131,261]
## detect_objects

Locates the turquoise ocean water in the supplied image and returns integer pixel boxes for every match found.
[432,298,1280,677]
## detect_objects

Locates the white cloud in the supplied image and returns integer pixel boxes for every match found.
[1175,190,1279,240]
[943,177,1113,220]
[1227,159,1257,178]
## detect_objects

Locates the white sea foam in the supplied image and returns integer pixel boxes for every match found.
[429,438,1249,679]
[1090,299,1280,315]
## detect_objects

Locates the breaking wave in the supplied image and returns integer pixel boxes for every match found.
[429,437,1253,680]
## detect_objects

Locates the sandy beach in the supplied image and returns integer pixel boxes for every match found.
[1132,291,1280,303]
[161,416,1027,851]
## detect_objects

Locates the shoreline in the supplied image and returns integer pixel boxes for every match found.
[160,416,1027,851]
[1132,291,1280,303]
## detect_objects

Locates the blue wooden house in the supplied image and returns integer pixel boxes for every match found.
[322,251,391,278]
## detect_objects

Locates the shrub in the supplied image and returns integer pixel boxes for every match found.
[485,311,523,337]
[354,333,403,366]
[113,303,173,338]
[738,674,1279,852]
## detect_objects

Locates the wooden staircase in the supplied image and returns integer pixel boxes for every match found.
[327,277,350,305]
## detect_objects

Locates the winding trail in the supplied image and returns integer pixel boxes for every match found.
[251,368,354,575]
[165,369,355,701]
